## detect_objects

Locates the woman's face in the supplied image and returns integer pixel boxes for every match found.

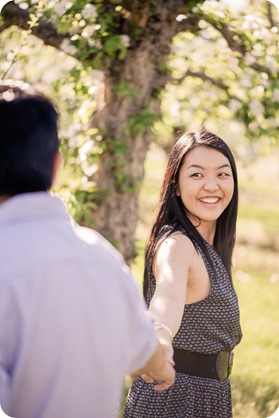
[177,145,234,226]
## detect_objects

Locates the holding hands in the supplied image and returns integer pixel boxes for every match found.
[130,322,175,391]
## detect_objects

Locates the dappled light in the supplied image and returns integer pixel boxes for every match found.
[1,1,278,416]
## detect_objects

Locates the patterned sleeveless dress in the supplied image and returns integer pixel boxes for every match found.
[124,225,242,418]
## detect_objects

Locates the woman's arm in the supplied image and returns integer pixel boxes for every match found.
[130,232,195,389]
[150,232,195,347]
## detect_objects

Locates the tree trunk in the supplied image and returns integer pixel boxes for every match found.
[92,46,167,263]
[91,6,185,262]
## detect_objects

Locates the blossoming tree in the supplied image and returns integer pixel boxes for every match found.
[1,0,278,262]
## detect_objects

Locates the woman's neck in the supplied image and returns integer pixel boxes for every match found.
[190,218,216,245]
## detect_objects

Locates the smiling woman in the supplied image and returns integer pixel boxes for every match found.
[177,145,235,243]
[124,129,242,418]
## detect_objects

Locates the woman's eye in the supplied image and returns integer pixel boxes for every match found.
[218,172,230,177]
[191,173,203,178]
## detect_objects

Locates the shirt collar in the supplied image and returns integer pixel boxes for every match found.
[0,192,71,225]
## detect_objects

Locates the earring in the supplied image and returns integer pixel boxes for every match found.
[173,183,180,196]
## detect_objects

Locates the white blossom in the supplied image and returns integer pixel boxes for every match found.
[81,4,97,20]
[235,88,246,99]
[202,1,223,11]
[170,102,181,117]
[221,0,248,13]
[60,39,77,55]
[16,2,29,9]
[79,19,86,28]
[81,25,97,38]
[267,117,279,128]
[248,121,259,132]
[243,52,256,66]
[213,10,226,18]
[272,89,279,101]
[240,75,252,88]
[120,35,130,48]
[176,14,187,22]
[90,70,105,82]
[229,99,242,112]
[198,20,207,29]
[253,43,264,53]
[88,86,98,94]
[249,99,265,116]
[79,141,94,161]
[251,85,264,96]
[54,0,73,17]
[82,163,98,177]
[253,28,270,41]
[266,56,278,73]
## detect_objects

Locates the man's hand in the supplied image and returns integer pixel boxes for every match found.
[130,342,175,391]
[141,341,175,390]
[144,357,175,391]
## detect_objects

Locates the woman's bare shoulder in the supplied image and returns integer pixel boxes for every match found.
[156,230,196,259]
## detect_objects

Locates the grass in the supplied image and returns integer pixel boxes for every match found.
[120,146,279,418]
[235,166,279,417]
[232,269,279,418]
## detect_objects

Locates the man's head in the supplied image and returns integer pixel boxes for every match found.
[0,81,60,196]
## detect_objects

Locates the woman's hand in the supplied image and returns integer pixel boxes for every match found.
[129,341,175,391]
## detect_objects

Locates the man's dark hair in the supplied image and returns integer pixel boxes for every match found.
[0,81,59,195]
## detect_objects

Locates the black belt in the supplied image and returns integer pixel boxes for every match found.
[173,347,234,381]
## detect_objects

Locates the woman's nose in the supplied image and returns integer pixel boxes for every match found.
[203,180,219,192]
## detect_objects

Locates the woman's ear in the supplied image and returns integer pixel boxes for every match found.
[51,152,63,187]
[175,184,180,196]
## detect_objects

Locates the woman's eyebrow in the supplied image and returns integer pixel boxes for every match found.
[186,163,231,170]
[186,164,204,170]
[218,164,231,169]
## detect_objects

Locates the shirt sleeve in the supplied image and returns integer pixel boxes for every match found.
[0,280,19,410]
[77,226,158,373]
[118,263,158,375]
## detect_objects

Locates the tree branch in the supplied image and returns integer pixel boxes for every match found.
[175,69,229,90]
[0,19,11,34]
[266,2,276,28]
[1,2,68,50]
[175,15,200,33]
[172,69,238,101]
[209,20,247,54]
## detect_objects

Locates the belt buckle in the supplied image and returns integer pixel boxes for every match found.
[216,351,234,381]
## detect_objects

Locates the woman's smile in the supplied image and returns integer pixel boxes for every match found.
[199,196,221,205]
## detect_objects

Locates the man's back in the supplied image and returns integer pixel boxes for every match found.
[0,192,157,418]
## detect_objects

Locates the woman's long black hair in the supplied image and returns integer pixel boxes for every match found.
[143,129,238,299]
